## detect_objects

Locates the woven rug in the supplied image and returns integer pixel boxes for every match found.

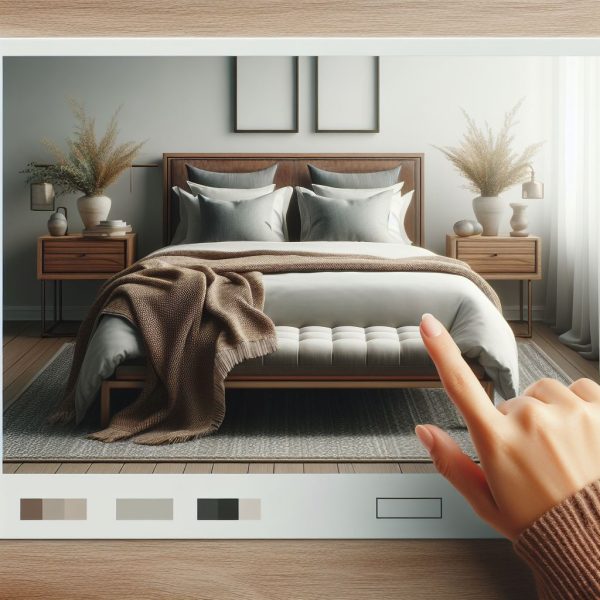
[3,341,570,462]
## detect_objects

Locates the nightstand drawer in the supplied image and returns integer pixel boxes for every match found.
[456,240,536,273]
[43,252,126,273]
[43,240,125,255]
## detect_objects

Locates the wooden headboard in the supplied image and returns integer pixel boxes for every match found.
[162,153,424,246]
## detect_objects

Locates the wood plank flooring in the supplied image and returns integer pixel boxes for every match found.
[3,320,598,475]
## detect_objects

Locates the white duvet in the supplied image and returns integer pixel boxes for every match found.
[74,241,519,421]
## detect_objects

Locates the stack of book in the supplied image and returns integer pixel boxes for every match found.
[83,220,132,238]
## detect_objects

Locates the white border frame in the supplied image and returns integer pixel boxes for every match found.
[2,37,600,540]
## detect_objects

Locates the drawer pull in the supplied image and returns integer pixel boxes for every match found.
[489,253,499,257]
[78,253,87,258]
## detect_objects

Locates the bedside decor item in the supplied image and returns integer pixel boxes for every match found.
[22,100,144,228]
[30,182,55,211]
[453,219,483,237]
[511,165,545,237]
[435,101,544,236]
[47,206,68,236]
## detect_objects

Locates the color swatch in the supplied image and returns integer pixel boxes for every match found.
[197,498,261,520]
[20,498,87,521]
[116,498,174,520]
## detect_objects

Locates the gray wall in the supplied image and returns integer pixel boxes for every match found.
[3,56,552,318]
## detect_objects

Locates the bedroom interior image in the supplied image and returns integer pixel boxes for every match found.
[2,54,599,475]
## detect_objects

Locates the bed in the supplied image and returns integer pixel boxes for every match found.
[73,153,518,429]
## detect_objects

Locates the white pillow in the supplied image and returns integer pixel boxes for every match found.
[172,185,293,243]
[187,181,275,199]
[311,182,413,245]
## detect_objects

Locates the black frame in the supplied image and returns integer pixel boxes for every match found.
[234,56,299,133]
[315,56,380,133]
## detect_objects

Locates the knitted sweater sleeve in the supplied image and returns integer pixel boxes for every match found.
[513,480,600,599]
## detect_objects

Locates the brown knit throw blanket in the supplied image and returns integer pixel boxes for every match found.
[49,249,501,445]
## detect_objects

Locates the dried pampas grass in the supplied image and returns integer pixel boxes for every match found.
[22,99,145,197]
[435,100,544,197]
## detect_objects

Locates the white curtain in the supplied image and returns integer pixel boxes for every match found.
[544,56,600,361]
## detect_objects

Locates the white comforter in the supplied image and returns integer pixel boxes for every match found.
[74,241,519,421]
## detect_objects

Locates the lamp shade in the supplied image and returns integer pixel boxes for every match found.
[30,182,55,211]
[522,180,544,200]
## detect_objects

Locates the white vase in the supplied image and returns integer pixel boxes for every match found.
[77,194,111,229]
[509,201,529,237]
[472,196,504,236]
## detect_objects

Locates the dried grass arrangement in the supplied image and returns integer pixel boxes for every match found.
[435,100,544,197]
[22,100,145,197]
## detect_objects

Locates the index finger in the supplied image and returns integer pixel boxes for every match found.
[420,313,501,431]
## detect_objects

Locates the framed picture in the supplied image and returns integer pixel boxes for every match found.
[29,182,55,211]
[316,56,380,132]
[234,56,299,133]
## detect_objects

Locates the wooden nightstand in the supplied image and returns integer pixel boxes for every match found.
[446,234,542,337]
[37,233,137,337]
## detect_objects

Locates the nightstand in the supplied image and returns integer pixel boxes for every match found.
[37,233,137,337]
[446,234,542,337]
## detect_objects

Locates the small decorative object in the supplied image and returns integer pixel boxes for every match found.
[511,165,545,237]
[435,100,544,236]
[21,100,144,228]
[47,206,68,236]
[30,182,55,211]
[453,219,483,237]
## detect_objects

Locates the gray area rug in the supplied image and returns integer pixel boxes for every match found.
[3,341,570,462]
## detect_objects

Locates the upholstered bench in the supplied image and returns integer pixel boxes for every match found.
[99,325,494,427]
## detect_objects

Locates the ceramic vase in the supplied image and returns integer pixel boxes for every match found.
[472,196,504,236]
[47,206,68,236]
[77,194,111,229]
[509,202,529,237]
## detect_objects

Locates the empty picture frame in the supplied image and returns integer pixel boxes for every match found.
[234,56,299,133]
[316,56,380,132]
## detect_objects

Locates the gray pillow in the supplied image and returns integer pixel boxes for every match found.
[182,191,281,243]
[296,187,394,242]
[186,163,278,189]
[307,164,401,188]
[171,186,196,245]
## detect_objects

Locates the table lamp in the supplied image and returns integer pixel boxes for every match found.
[510,166,544,237]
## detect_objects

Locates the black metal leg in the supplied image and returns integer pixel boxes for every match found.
[58,281,63,321]
[519,280,524,322]
[53,280,58,323]
[40,280,46,336]
[40,279,71,337]
[527,279,533,338]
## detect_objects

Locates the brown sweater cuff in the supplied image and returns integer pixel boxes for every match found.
[514,480,600,599]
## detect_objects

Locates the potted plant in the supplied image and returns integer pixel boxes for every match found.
[22,100,145,229]
[435,100,543,236]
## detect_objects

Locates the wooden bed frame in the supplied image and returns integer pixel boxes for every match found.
[100,153,494,427]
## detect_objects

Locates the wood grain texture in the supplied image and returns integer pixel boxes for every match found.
[0,0,598,36]
[0,539,536,599]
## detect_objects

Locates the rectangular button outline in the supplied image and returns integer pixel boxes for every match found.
[376,497,443,519]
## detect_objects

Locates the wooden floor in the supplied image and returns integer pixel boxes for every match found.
[3,320,598,474]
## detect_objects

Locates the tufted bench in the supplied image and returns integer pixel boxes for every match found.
[99,325,494,427]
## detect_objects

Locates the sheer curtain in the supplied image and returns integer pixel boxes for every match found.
[544,56,600,361]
